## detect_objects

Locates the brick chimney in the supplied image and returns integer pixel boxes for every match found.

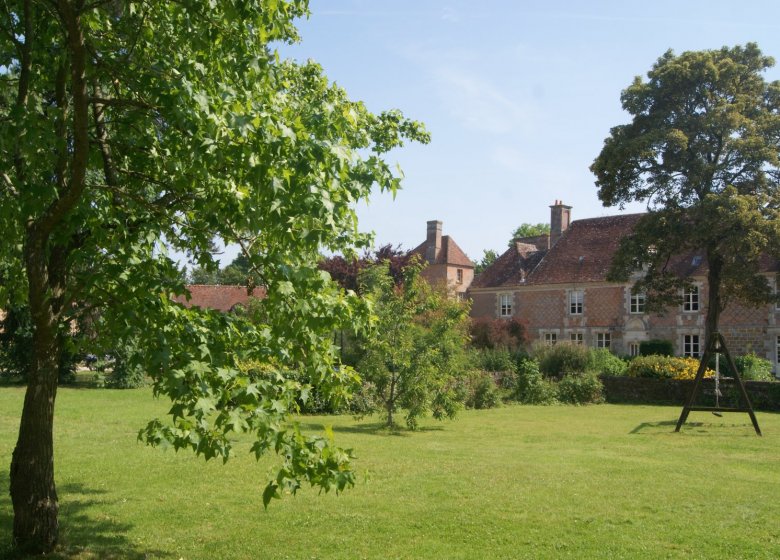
[426,220,442,263]
[549,200,572,247]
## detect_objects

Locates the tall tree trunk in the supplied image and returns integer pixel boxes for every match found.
[10,4,89,550]
[705,251,724,345]
[10,239,61,553]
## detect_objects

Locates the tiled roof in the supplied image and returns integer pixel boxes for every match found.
[473,214,642,288]
[526,214,643,285]
[173,284,264,312]
[513,234,549,251]
[411,235,475,268]
[471,243,547,288]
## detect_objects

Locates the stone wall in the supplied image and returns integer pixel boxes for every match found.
[600,375,780,412]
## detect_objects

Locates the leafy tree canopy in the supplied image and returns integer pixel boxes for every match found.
[0,1,427,552]
[591,44,780,331]
[318,244,412,292]
[508,223,550,247]
[189,253,262,287]
[474,249,499,275]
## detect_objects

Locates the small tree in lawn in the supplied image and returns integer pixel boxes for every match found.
[591,43,780,353]
[357,261,470,429]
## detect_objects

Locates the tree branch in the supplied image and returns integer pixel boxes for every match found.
[91,84,118,188]
[32,0,91,241]
[54,59,68,194]
[12,0,32,185]
[1,172,18,197]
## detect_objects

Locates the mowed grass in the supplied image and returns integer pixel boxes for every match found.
[1,387,779,559]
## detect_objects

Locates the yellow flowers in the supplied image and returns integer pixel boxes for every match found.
[627,356,714,380]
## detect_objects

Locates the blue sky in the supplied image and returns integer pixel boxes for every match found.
[264,0,780,264]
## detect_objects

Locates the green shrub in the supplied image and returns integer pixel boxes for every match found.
[734,353,774,381]
[589,348,627,376]
[639,339,674,356]
[514,358,558,405]
[557,373,604,405]
[535,342,590,377]
[107,338,148,388]
[708,352,775,381]
[464,371,501,409]
[473,348,515,372]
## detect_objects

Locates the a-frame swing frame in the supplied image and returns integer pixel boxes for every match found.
[675,331,762,435]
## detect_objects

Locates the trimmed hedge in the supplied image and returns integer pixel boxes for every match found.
[600,375,780,411]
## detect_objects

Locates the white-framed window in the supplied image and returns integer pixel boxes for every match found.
[543,332,557,346]
[456,268,463,284]
[776,336,780,376]
[630,292,646,314]
[569,290,583,315]
[629,342,640,357]
[683,286,699,312]
[596,332,611,349]
[775,281,780,311]
[570,332,583,345]
[683,334,700,357]
[498,293,512,317]
[776,335,780,368]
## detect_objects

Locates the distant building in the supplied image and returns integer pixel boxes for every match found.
[173,284,263,312]
[470,201,780,374]
[410,220,475,297]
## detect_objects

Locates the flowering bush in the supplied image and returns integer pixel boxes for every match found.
[626,355,714,380]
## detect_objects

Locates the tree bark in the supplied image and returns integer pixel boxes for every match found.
[10,237,61,553]
[9,4,91,551]
[705,250,724,345]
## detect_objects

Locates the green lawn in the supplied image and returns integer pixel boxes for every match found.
[1,387,779,559]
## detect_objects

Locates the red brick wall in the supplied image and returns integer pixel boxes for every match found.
[469,281,780,368]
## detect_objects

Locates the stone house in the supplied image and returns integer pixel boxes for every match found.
[410,220,475,297]
[469,202,780,374]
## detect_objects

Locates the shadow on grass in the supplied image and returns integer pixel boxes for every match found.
[630,420,688,435]
[631,419,759,436]
[298,421,445,437]
[0,472,168,559]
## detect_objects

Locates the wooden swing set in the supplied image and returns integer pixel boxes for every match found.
[675,331,762,436]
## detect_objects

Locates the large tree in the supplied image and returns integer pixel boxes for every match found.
[591,43,780,345]
[0,1,427,553]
